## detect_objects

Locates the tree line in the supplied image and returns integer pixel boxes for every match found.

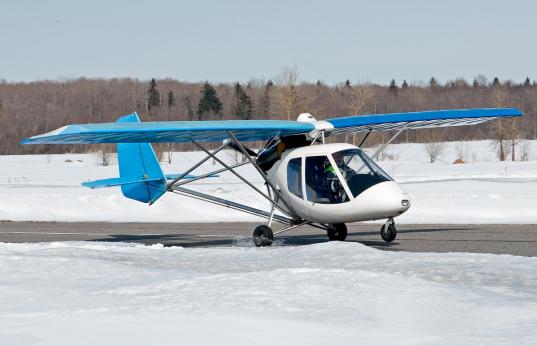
[1,69,536,157]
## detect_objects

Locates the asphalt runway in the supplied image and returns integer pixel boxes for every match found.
[0,221,536,256]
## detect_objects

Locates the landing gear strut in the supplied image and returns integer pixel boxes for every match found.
[253,225,274,247]
[380,218,397,242]
[327,223,348,241]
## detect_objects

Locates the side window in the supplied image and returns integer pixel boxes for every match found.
[287,158,303,198]
[305,156,349,204]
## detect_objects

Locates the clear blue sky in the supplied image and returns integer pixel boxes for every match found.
[1,0,535,85]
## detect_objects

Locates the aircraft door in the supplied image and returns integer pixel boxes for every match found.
[304,155,350,204]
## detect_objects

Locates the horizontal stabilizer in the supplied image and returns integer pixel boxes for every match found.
[82,177,165,189]
[82,174,218,189]
[164,173,218,180]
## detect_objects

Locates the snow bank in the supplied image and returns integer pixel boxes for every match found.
[1,140,536,223]
[0,241,536,345]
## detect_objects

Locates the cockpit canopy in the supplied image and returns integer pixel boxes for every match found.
[287,148,392,204]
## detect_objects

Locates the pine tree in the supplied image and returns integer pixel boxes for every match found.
[260,81,272,116]
[233,82,254,120]
[492,77,501,88]
[524,77,531,87]
[197,81,223,120]
[429,77,438,89]
[147,78,161,110]
[167,91,176,107]
[402,80,409,88]
[389,79,398,94]
[473,78,479,88]
[345,79,351,88]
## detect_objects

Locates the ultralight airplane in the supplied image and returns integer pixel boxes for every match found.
[22,108,522,246]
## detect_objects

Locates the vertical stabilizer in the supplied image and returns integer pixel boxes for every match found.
[116,113,166,204]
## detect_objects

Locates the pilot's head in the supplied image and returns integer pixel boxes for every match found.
[333,152,344,167]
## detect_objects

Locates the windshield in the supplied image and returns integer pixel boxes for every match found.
[332,149,392,198]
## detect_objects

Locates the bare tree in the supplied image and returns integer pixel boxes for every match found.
[274,66,301,120]
[424,130,445,163]
[454,141,469,162]
[154,145,166,163]
[349,82,374,114]
[2,75,537,156]
[346,81,375,145]
[491,86,509,161]
[98,144,114,166]
[518,140,530,161]
[166,147,173,164]
[510,119,519,161]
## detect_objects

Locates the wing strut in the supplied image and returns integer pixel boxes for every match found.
[162,137,295,222]
[190,140,293,216]
[370,123,409,160]
[167,141,229,189]
[358,128,372,147]
[170,187,291,225]
[226,131,296,217]
[171,161,250,187]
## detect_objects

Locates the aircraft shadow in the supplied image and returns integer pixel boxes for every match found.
[89,226,468,249]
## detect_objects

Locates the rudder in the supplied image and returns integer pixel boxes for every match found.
[116,113,167,204]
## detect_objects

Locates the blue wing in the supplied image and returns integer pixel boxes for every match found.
[326,108,522,134]
[22,108,522,145]
[21,113,315,144]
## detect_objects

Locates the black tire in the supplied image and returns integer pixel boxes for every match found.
[253,225,274,247]
[380,223,397,242]
[327,223,347,241]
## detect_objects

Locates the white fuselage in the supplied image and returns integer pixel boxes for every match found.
[268,143,410,224]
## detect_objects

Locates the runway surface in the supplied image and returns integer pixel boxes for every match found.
[0,221,536,256]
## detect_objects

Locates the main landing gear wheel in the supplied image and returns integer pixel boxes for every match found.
[327,223,348,241]
[253,225,274,247]
[380,221,397,242]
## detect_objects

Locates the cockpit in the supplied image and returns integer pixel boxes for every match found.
[287,148,392,204]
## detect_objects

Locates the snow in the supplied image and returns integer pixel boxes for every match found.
[1,241,536,345]
[2,141,537,345]
[0,140,536,223]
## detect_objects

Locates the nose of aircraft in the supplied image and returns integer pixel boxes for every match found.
[386,182,411,216]
[399,194,411,213]
[355,181,410,220]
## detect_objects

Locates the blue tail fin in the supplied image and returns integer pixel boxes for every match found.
[115,113,167,204]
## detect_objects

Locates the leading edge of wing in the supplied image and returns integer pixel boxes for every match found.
[326,108,522,132]
[22,117,316,144]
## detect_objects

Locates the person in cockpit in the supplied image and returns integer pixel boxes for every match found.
[323,152,355,203]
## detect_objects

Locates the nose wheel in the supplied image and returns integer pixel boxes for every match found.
[327,223,348,241]
[380,219,397,242]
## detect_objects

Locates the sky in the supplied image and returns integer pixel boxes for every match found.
[1,0,535,85]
